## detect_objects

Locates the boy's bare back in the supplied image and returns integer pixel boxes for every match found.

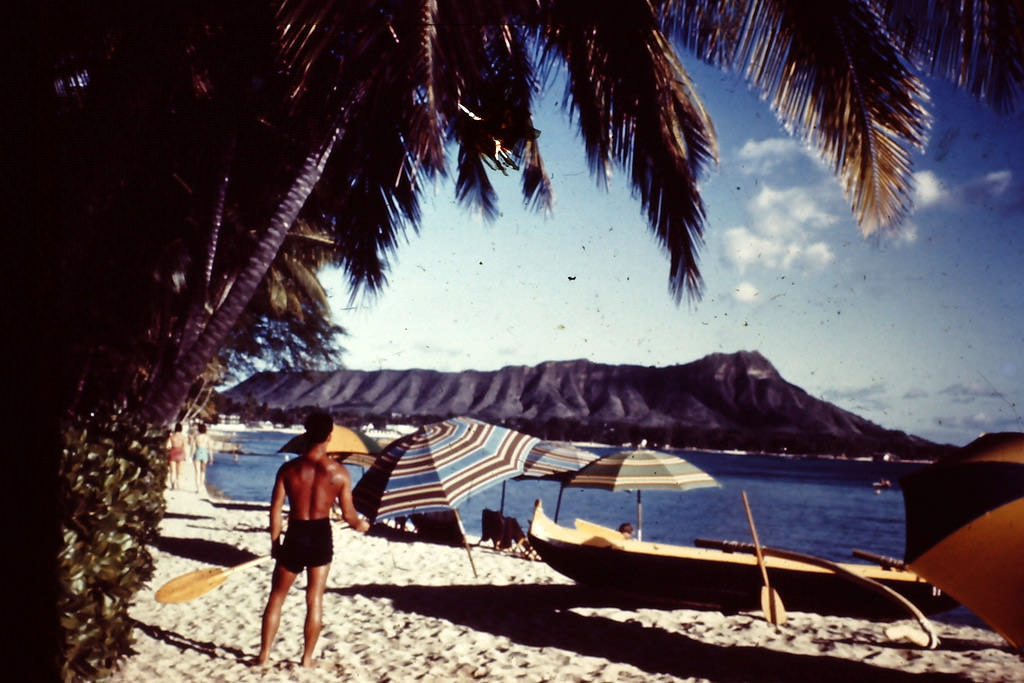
[279,457,352,521]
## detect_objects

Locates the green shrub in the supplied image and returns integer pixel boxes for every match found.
[58,409,167,681]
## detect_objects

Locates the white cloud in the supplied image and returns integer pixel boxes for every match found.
[804,242,836,267]
[914,168,1016,212]
[733,281,760,303]
[914,170,947,207]
[750,186,837,236]
[721,185,839,273]
[878,220,919,247]
[737,137,816,174]
[722,227,834,272]
[983,170,1012,194]
[723,227,785,271]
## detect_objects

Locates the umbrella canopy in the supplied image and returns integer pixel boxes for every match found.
[564,449,718,540]
[900,432,1024,650]
[494,440,602,516]
[521,441,601,479]
[279,425,381,468]
[352,417,540,522]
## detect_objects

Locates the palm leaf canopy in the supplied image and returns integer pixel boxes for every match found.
[270,0,1024,301]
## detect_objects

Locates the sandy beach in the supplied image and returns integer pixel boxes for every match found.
[112,464,1022,682]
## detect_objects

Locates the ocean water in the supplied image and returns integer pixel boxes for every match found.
[204,428,984,629]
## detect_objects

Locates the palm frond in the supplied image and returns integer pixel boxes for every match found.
[448,17,553,216]
[540,0,718,300]
[391,0,448,172]
[455,142,501,220]
[882,0,1024,113]
[656,0,747,68]
[734,0,929,236]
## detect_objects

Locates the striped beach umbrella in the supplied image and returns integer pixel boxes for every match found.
[900,432,1024,650]
[519,441,602,519]
[564,449,719,541]
[521,441,602,478]
[353,417,541,574]
[279,425,382,467]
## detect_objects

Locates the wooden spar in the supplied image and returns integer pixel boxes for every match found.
[695,538,938,648]
[852,548,907,571]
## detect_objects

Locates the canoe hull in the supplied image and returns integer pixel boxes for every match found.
[528,503,957,620]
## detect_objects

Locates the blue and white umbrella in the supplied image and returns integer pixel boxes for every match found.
[353,416,541,521]
[353,416,543,576]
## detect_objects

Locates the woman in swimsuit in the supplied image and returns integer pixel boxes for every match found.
[191,423,212,494]
[166,423,187,490]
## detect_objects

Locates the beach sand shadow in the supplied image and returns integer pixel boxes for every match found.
[331,583,966,682]
[154,536,260,567]
[131,619,248,662]
[163,512,214,521]
[366,523,463,547]
[210,501,270,512]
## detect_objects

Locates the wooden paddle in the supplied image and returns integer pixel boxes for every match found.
[741,491,787,626]
[884,623,934,648]
[155,555,273,604]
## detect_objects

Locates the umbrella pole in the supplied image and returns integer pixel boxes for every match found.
[637,490,643,542]
[452,510,478,578]
[554,485,564,523]
[499,481,507,516]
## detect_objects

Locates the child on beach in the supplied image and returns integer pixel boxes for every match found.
[191,423,212,494]
[166,423,187,490]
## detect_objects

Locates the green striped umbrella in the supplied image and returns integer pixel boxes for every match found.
[565,449,718,541]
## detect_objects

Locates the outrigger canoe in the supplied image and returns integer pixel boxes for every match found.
[528,500,957,620]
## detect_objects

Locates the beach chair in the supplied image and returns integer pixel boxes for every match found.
[480,508,508,549]
[479,508,540,560]
[409,510,464,547]
[502,517,541,561]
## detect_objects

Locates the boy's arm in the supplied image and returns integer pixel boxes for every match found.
[268,471,287,547]
[336,471,370,532]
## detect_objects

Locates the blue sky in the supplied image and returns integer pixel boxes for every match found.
[323,59,1024,447]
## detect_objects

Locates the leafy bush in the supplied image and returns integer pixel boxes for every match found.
[58,409,167,681]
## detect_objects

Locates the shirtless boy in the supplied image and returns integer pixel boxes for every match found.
[257,411,370,667]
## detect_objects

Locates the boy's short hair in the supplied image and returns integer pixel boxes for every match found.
[303,410,334,443]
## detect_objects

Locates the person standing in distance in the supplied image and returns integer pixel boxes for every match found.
[257,410,370,668]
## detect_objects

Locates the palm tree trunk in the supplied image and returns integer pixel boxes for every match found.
[139,129,340,426]
[173,143,234,374]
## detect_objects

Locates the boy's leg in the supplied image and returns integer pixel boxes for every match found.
[257,562,298,665]
[300,563,331,667]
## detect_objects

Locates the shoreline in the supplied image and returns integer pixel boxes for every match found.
[111,464,1021,681]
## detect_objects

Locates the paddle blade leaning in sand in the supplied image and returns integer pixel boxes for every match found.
[884,623,933,648]
[155,556,272,603]
[742,491,787,626]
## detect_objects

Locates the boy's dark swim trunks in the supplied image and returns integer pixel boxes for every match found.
[279,518,332,572]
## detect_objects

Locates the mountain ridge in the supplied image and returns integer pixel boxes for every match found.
[222,350,950,458]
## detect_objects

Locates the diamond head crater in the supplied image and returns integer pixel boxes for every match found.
[222,350,954,460]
